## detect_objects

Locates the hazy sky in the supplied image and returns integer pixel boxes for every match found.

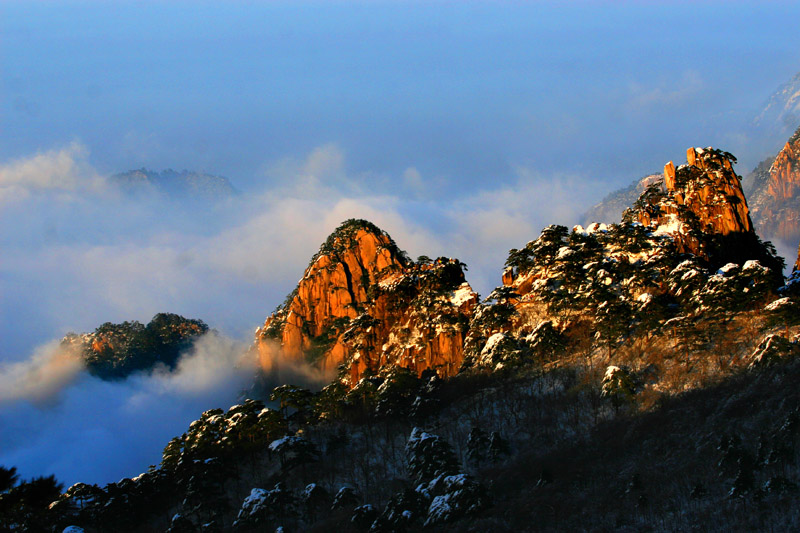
[2,0,800,486]
[3,1,800,186]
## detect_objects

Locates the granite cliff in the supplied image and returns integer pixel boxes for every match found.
[747,125,800,250]
[255,219,477,385]
[627,147,770,267]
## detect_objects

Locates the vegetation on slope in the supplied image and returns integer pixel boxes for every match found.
[61,313,209,380]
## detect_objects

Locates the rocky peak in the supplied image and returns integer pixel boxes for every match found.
[255,219,477,386]
[747,124,800,246]
[660,147,752,235]
[625,147,778,269]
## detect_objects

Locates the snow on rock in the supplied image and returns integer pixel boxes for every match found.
[237,488,269,519]
[749,334,799,368]
[555,246,575,260]
[652,213,682,237]
[637,293,653,304]
[418,473,489,526]
[482,333,507,355]
[716,263,740,276]
[574,222,609,235]
[604,365,621,380]
[268,436,293,452]
[331,486,360,511]
[478,332,521,369]
[765,297,793,312]
[450,282,477,307]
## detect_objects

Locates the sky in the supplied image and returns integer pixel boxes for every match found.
[2,0,800,487]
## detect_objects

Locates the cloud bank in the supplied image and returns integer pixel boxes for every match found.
[0,141,604,487]
[0,142,104,203]
[0,340,85,407]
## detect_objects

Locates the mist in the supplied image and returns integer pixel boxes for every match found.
[0,329,340,487]
[0,141,602,487]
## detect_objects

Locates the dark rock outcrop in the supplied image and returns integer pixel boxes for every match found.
[62,313,209,380]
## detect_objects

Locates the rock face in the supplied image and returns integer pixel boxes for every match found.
[643,148,752,236]
[255,220,477,385]
[626,147,777,269]
[747,126,800,249]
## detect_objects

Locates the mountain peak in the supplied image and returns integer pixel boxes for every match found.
[748,125,800,246]
[110,168,236,199]
[308,219,410,271]
[621,147,782,269]
[255,219,476,384]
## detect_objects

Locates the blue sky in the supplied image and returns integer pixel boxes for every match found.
[2,0,800,486]
[3,1,800,190]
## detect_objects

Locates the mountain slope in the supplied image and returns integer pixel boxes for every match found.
[8,148,800,533]
[754,71,800,136]
[747,125,800,251]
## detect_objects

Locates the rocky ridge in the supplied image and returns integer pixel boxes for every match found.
[255,219,477,385]
[488,147,784,370]
[110,168,236,199]
[747,125,800,249]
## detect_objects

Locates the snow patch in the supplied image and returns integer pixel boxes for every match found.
[450,283,475,307]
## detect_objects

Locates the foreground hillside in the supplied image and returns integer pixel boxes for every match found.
[3,146,800,532]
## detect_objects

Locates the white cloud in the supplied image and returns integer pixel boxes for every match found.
[142,332,256,397]
[0,141,603,486]
[0,340,85,406]
[0,142,104,203]
[1,143,600,356]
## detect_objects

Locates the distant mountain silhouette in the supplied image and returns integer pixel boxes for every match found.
[110,168,237,199]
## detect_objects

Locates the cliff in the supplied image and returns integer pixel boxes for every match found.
[624,147,781,269]
[255,219,477,385]
[747,125,800,248]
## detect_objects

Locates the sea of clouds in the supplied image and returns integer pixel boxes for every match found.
[0,141,602,487]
